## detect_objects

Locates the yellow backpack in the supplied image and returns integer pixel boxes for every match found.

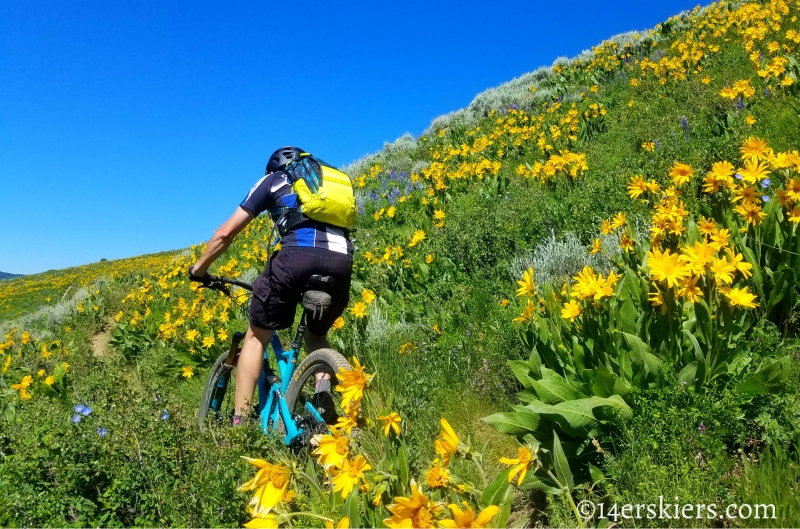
[283,154,356,228]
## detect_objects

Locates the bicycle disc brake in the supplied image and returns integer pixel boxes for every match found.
[289,416,329,453]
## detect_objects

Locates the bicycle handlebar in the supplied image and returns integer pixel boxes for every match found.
[192,273,253,295]
[208,274,253,291]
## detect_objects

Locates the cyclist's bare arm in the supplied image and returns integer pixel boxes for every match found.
[191,206,254,276]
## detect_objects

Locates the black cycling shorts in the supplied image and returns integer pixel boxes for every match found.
[249,247,352,335]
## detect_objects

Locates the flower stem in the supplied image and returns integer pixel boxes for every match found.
[467,453,488,487]
[284,511,334,523]
[545,469,583,529]
[298,471,331,511]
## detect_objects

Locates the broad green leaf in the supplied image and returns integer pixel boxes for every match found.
[572,337,586,374]
[687,218,700,244]
[552,431,574,491]
[585,395,633,420]
[397,439,409,486]
[516,389,539,404]
[740,245,763,298]
[528,347,542,378]
[588,463,605,487]
[483,468,511,506]
[482,411,540,435]
[738,356,792,397]
[693,300,713,346]
[623,332,661,378]
[530,379,578,404]
[682,330,704,363]
[592,365,616,397]
[497,483,514,528]
[343,489,361,528]
[304,458,328,507]
[677,361,698,388]
[543,283,560,317]
[508,360,535,388]
[619,349,633,380]
[519,471,562,494]
[37,382,57,398]
[619,297,638,334]
[622,332,652,359]
[524,396,632,433]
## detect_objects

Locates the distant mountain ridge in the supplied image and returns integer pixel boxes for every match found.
[0,271,23,280]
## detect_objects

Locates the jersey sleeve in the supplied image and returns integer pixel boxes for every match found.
[239,172,293,217]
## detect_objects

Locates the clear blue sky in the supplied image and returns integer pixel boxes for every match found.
[0,0,700,275]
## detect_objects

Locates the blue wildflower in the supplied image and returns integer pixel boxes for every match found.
[97,427,107,437]
[72,414,82,424]
[762,195,770,202]
[74,404,85,414]
[81,406,92,416]
[761,178,771,188]
[735,173,744,180]
[680,116,689,132]
[699,423,706,435]
[161,410,170,421]
[736,97,745,109]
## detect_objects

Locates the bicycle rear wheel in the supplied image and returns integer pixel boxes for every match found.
[198,351,238,431]
[281,348,351,441]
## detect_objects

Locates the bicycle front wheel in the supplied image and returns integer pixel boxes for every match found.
[198,351,237,431]
[281,349,351,438]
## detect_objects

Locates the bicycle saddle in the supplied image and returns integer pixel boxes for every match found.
[303,275,335,320]
[305,275,335,291]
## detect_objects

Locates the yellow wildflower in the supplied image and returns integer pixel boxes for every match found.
[377,412,402,436]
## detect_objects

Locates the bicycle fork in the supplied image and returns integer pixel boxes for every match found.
[209,331,246,415]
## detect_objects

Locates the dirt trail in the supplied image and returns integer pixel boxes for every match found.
[91,316,116,358]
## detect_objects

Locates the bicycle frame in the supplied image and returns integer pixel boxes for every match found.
[200,274,328,445]
[254,330,324,443]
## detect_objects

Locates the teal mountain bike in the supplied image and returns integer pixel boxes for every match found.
[195,273,351,449]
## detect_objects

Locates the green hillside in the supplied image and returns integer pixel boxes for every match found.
[3,1,800,527]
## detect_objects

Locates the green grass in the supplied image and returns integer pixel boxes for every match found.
[3,2,800,526]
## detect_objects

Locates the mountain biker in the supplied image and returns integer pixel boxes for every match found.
[188,146,353,425]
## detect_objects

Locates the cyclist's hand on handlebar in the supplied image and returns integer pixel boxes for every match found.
[188,265,213,286]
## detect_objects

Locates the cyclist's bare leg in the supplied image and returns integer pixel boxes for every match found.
[235,324,272,417]
[305,329,331,382]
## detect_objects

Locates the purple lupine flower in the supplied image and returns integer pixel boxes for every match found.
[654,139,662,150]
[96,427,107,437]
[699,423,706,435]
[736,97,745,109]
[761,178,771,188]
[764,87,772,97]
[680,116,689,133]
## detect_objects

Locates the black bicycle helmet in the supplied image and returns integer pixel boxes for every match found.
[265,146,305,174]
